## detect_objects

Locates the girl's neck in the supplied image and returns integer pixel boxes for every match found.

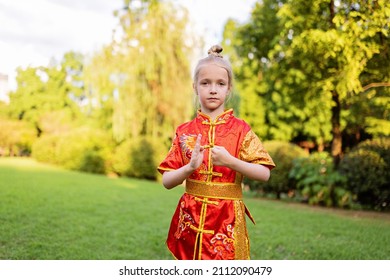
[200,108,225,121]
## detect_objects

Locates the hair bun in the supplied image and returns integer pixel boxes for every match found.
[207,45,223,58]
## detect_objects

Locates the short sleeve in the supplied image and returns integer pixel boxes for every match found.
[239,130,276,170]
[157,131,184,174]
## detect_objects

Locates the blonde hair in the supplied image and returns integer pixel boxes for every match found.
[193,45,234,90]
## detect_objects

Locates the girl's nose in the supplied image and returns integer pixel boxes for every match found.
[210,84,217,94]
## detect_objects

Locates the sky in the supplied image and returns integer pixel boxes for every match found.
[0,0,257,93]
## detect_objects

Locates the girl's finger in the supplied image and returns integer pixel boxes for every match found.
[195,134,202,149]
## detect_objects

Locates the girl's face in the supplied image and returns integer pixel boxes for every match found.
[193,63,231,118]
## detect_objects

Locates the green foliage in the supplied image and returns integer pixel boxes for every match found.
[7,52,85,135]
[112,136,165,180]
[111,140,133,177]
[245,141,307,198]
[339,138,390,210]
[223,0,390,159]
[356,138,390,167]
[98,0,195,144]
[289,152,350,207]
[222,2,287,140]
[0,101,7,118]
[56,128,113,174]
[2,1,198,182]
[129,137,159,180]
[31,134,58,164]
[32,128,114,174]
[0,118,36,156]
[82,46,116,131]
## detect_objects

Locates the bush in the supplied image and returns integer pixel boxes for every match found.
[31,134,59,164]
[112,136,165,180]
[289,152,350,208]
[112,140,135,177]
[0,118,37,156]
[339,138,390,211]
[32,127,114,174]
[244,141,308,199]
[357,138,390,169]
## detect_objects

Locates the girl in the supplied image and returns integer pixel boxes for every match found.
[158,45,275,260]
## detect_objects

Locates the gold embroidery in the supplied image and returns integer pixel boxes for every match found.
[186,179,243,200]
[210,224,235,259]
[179,134,197,160]
[174,201,194,239]
[234,200,250,260]
[239,130,276,168]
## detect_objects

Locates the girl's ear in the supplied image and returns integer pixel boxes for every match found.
[226,87,231,96]
[192,82,197,94]
[228,82,233,92]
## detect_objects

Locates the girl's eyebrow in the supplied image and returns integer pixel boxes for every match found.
[199,77,227,81]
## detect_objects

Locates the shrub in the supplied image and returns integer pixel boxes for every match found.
[0,118,37,156]
[112,136,165,180]
[112,140,135,177]
[31,134,59,164]
[289,152,350,207]
[244,141,308,199]
[357,138,390,169]
[32,127,114,174]
[339,138,389,211]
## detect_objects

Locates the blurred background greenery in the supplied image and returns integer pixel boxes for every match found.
[0,0,389,211]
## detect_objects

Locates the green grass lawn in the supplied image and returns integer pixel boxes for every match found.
[1,157,389,260]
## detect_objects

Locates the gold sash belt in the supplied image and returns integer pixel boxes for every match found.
[185,179,243,200]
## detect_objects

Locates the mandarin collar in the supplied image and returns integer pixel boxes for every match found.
[197,109,234,123]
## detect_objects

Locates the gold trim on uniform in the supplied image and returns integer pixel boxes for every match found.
[234,200,250,260]
[185,179,243,200]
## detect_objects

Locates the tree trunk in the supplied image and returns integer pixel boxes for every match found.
[331,90,342,166]
[329,1,342,166]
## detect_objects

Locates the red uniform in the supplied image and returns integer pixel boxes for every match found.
[158,109,275,260]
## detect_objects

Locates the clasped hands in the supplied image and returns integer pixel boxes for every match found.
[189,134,233,170]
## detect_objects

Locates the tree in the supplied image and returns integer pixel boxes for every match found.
[222,1,289,140]
[7,52,85,136]
[86,0,195,148]
[83,46,117,131]
[224,0,390,163]
[279,0,390,163]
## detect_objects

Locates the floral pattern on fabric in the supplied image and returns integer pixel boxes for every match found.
[210,224,235,259]
[179,134,198,160]
[174,201,195,239]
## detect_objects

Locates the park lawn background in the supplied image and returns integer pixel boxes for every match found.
[0,157,389,260]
